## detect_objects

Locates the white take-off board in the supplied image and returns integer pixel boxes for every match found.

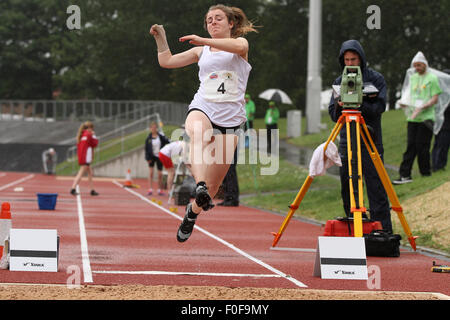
[313,236,368,280]
[9,229,59,272]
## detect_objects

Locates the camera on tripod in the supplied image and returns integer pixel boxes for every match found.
[332,66,380,109]
[340,66,363,108]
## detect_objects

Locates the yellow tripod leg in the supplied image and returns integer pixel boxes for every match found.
[346,119,365,237]
[354,121,365,237]
[271,118,345,247]
[271,175,313,247]
[360,123,417,250]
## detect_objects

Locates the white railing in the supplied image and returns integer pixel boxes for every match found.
[0,100,187,125]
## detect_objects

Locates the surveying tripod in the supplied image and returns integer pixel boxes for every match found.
[271,108,418,250]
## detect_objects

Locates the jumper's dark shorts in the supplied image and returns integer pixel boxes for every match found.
[187,108,242,135]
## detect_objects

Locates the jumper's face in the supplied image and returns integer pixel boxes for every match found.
[205,9,233,38]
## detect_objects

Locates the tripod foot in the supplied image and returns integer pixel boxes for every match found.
[408,236,419,251]
[271,232,281,247]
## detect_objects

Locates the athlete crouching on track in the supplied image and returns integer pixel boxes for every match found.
[150,4,257,242]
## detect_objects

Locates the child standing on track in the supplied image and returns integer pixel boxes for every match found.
[150,4,257,242]
[70,121,99,196]
[145,122,170,195]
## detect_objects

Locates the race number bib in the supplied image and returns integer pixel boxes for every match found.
[202,70,240,102]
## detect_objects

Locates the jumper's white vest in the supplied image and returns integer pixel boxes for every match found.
[189,45,252,127]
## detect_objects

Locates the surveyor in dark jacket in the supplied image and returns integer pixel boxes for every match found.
[328,39,392,233]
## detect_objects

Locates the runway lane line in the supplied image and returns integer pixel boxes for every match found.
[93,270,284,278]
[75,185,93,283]
[270,247,316,253]
[0,174,34,191]
[112,180,308,288]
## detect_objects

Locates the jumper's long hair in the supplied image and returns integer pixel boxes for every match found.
[76,121,94,143]
[204,4,258,38]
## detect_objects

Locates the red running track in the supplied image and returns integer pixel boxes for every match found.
[0,172,449,296]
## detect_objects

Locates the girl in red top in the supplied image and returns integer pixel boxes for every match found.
[70,121,99,196]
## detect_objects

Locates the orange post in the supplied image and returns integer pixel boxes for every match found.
[124,169,133,188]
[0,202,12,260]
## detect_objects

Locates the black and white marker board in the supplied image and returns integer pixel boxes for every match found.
[9,229,59,272]
[313,236,368,280]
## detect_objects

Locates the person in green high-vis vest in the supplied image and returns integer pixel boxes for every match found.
[265,101,279,154]
[245,94,256,130]
[394,51,443,185]
[244,94,256,148]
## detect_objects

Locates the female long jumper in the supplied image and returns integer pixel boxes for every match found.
[150,4,257,242]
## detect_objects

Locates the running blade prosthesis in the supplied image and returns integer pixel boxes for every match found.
[431,261,450,273]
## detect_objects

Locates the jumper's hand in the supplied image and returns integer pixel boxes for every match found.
[179,34,205,46]
[149,24,169,53]
[150,24,165,37]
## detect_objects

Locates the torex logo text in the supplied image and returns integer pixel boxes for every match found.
[23,262,45,268]
[334,269,355,275]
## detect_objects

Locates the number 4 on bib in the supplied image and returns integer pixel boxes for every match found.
[217,82,226,94]
[203,70,240,102]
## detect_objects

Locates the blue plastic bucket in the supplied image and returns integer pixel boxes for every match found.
[37,193,58,210]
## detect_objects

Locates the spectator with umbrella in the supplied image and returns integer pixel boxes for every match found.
[259,88,292,154]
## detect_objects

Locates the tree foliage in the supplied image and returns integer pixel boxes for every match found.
[0,0,448,116]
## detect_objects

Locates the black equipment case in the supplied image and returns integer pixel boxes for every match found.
[364,230,402,257]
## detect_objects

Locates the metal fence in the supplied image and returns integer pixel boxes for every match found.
[0,100,187,125]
